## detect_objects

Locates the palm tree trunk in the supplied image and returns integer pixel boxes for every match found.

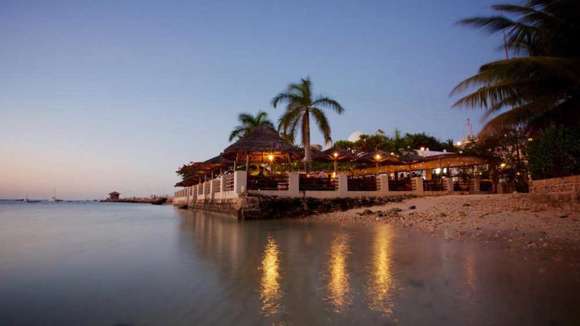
[303,110,311,172]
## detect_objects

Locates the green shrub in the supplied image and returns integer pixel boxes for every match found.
[528,127,580,180]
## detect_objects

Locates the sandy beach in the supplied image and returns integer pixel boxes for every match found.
[305,194,580,252]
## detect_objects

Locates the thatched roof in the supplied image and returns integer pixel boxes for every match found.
[312,148,356,162]
[203,154,233,165]
[222,126,299,159]
[354,150,401,164]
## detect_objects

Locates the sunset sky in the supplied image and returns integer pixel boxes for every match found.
[0,0,502,199]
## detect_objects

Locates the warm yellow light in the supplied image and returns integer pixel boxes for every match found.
[327,235,351,311]
[435,168,442,175]
[500,163,507,168]
[260,237,281,315]
[332,172,337,178]
[267,154,274,162]
[390,152,395,156]
[374,154,382,161]
[368,226,394,315]
[456,141,462,146]
[528,138,534,142]
[420,147,425,151]
[333,152,339,158]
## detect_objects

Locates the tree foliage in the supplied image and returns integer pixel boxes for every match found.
[452,0,580,137]
[331,130,455,154]
[272,78,344,164]
[229,111,274,141]
[528,127,580,179]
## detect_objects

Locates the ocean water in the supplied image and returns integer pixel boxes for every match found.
[0,202,579,325]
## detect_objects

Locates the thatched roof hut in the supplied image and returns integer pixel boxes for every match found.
[222,126,300,163]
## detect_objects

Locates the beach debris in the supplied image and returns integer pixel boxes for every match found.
[409,205,416,210]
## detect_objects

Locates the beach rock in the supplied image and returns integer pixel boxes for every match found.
[358,209,374,216]
[409,205,416,210]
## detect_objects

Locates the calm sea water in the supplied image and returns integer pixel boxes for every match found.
[0,202,579,325]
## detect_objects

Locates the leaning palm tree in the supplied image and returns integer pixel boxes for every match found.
[229,111,274,141]
[272,78,344,168]
[451,0,580,137]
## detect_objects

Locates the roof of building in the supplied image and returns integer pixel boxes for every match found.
[222,126,299,159]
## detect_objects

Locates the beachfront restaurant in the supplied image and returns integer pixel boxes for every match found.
[173,126,493,206]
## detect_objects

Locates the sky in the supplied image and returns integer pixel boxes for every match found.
[0,0,504,199]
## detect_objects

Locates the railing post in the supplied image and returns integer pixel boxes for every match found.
[337,174,348,195]
[288,172,300,196]
[412,177,424,194]
[234,171,247,194]
[378,174,389,194]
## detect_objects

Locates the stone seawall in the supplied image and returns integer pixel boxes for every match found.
[176,194,413,220]
[530,175,580,201]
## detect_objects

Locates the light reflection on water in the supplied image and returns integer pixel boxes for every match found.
[260,236,281,316]
[327,234,351,312]
[368,226,394,315]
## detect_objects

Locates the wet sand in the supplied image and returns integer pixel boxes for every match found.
[304,194,580,254]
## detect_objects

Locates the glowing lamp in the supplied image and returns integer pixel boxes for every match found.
[374,154,382,161]
[333,152,339,158]
[267,154,274,162]
[500,163,507,168]
[435,168,442,175]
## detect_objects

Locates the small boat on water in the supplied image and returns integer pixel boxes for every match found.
[49,196,64,203]
[150,198,167,205]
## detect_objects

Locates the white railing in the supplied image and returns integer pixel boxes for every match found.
[173,171,480,206]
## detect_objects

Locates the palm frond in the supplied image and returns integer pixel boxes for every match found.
[311,108,332,143]
[271,93,302,108]
[229,126,245,141]
[238,113,256,125]
[312,96,345,114]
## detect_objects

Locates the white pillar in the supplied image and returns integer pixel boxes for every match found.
[444,178,454,193]
[472,176,481,193]
[412,177,424,194]
[234,171,247,194]
[337,174,348,196]
[378,174,389,194]
[288,172,300,196]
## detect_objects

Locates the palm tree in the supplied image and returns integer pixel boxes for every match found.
[451,0,580,137]
[272,78,344,168]
[228,111,274,141]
